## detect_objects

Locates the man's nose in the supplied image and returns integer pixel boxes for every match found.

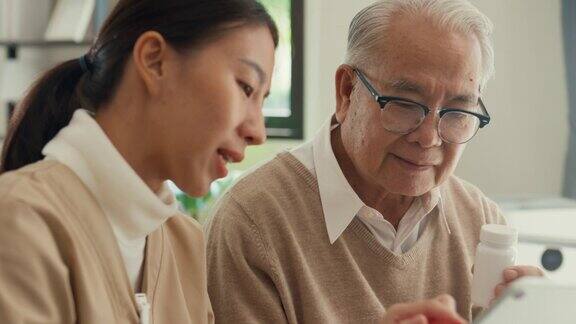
[405,112,442,148]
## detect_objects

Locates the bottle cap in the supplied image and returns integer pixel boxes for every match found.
[480,224,518,246]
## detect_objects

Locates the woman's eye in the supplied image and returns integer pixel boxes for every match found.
[239,81,254,97]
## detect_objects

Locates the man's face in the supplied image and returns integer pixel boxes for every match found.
[336,14,483,197]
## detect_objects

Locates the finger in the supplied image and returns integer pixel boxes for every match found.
[508,265,545,278]
[435,294,457,312]
[502,269,518,283]
[493,283,507,299]
[399,314,428,324]
[391,301,466,323]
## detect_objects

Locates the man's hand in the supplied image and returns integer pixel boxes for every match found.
[492,265,545,301]
[381,294,467,324]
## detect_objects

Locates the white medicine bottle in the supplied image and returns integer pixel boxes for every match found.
[471,224,518,308]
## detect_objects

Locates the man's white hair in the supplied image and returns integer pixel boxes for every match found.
[345,0,495,89]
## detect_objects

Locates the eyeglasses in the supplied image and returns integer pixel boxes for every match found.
[353,68,491,144]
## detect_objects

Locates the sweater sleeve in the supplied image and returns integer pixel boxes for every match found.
[0,199,76,324]
[205,194,289,324]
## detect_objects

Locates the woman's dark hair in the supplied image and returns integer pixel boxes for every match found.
[0,0,278,174]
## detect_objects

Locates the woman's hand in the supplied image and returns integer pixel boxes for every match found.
[381,294,467,324]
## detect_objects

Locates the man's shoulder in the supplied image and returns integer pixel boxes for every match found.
[228,152,317,201]
[207,152,321,229]
[443,175,490,201]
[442,175,504,225]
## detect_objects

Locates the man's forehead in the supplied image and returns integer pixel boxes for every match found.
[378,75,480,104]
[367,14,484,87]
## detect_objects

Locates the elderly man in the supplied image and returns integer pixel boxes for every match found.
[206,0,542,323]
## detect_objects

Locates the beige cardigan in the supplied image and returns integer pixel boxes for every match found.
[0,160,214,324]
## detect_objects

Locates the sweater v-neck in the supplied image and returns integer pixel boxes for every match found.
[277,151,442,269]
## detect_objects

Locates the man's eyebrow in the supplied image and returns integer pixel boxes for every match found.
[387,79,478,105]
[449,94,478,105]
[240,58,266,85]
[386,79,425,96]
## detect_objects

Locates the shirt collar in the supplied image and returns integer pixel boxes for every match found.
[313,117,365,243]
[312,116,441,244]
[43,109,179,242]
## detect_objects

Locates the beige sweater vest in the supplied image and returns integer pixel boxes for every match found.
[206,152,505,323]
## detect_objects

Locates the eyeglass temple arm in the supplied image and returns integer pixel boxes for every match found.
[478,98,491,128]
[353,68,381,101]
[479,98,490,117]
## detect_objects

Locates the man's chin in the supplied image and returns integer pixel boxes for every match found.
[385,179,436,197]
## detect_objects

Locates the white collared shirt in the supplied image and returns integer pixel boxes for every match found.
[291,117,441,254]
[43,109,180,290]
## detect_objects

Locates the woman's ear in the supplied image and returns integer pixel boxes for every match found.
[132,31,168,96]
[335,64,356,124]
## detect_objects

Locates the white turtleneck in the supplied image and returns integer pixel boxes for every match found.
[42,109,179,291]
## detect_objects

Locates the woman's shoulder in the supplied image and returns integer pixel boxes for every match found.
[0,160,122,259]
[0,160,95,231]
[163,213,204,244]
[0,160,78,205]
[0,161,81,252]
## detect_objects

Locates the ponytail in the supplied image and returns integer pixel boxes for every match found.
[0,59,86,173]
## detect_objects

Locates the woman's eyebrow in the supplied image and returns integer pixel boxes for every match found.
[240,58,266,85]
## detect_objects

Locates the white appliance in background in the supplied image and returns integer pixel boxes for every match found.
[497,197,576,284]
[0,0,53,41]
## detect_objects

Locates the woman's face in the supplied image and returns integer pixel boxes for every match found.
[150,25,276,196]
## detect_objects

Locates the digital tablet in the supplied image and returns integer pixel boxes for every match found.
[474,277,576,324]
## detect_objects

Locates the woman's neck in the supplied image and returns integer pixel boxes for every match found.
[94,102,164,194]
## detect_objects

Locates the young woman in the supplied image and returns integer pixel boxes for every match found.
[0,0,277,323]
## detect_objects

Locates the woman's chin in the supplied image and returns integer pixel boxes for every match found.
[176,177,211,198]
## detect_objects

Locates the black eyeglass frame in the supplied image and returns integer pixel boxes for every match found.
[353,68,491,133]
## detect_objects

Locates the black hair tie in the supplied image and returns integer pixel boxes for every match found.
[79,55,93,74]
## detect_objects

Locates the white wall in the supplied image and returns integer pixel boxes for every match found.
[302,0,375,138]
[458,0,568,198]
[297,0,569,199]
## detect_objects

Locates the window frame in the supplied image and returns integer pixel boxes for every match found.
[264,0,304,140]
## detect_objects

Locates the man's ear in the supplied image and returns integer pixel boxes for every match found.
[335,64,356,124]
[132,31,168,96]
